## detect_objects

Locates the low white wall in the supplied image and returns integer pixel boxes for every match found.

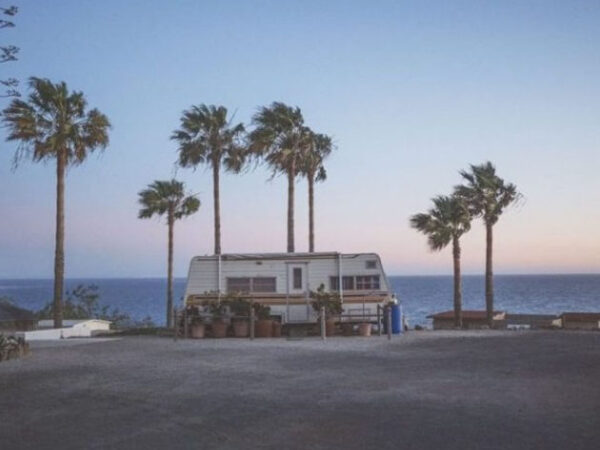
[17,320,111,341]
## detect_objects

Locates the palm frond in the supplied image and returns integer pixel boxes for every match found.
[456,161,520,224]
[410,194,472,252]
[2,77,110,166]
[138,179,200,222]
[172,104,246,173]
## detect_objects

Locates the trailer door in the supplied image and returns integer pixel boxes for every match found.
[287,264,309,322]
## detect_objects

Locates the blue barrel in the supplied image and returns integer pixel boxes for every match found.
[391,304,402,334]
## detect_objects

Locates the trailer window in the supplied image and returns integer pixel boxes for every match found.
[252,277,276,293]
[330,276,355,291]
[293,268,302,289]
[227,277,251,293]
[356,275,380,290]
[366,260,377,269]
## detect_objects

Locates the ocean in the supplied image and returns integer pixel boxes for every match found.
[1,275,599,327]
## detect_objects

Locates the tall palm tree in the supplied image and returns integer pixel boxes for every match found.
[249,102,306,252]
[2,77,110,328]
[411,195,472,328]
[138,179,200,328]
[300,131,333,253]
[171,104,245,255]
[455,162,520,327]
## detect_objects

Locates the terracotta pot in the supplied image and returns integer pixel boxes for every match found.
[211,320,228,338]
[326,318,336,336]
[358,323,372,337]
[191,323,205,339]
[272,321,282,337]
[232,319,249,337]
[255,319,273,338]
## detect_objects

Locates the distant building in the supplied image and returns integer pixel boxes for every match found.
[0,301,36,332]
[506,313,562,330]
[18,319,112,340]
[428,310,506,330]
[560,313,600,331]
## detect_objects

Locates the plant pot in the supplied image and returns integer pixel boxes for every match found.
[211,320,228,338]
[232,319,249,337]
[358,323,371,337]
[191,323,205,339]
[272,321,282,337]
[326,318,336,336]
[255,319,273,338]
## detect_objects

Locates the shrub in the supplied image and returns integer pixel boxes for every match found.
[310,284,342,317]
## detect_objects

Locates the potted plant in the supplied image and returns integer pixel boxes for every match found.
[358,323,371,337]
[184,305,205,339]
[224,295,251,338]
[272,319,282,337]
[253,303,272,338]
[190,316,206,338]
[310,284,342,336]
[204,300,229,338]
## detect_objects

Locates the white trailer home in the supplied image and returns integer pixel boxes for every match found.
[184,252,393,323]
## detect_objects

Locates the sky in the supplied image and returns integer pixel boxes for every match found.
[0,0,599,278]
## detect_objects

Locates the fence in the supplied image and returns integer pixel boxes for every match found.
[173,304,397,341]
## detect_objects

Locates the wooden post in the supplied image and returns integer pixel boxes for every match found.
[183,307,188,339]
[320,306,326,341]
[377,305,382,337]
[173,307,178,342]
[387,306,392,341]
[250,307,255,340]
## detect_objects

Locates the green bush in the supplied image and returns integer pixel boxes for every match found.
[310,284,342,317]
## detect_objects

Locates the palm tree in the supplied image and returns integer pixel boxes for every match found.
[2,77,110,328]
[138,180,200,328]
[411,195,472,328]
[300,131,333,253]
[171,105,245,255]
[455,162,520,327]
[249,102,306,252]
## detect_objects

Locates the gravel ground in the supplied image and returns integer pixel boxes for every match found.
[1,331,599,450]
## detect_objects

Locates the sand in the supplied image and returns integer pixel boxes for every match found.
[1,330,599,449]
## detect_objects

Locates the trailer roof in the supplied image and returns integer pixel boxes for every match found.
[191,252,380,261]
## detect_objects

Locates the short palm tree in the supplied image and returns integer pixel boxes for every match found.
[300,131,333,253]
[455,162,520,327]
[171,104,245,255]
[138,180,200,328]
[411,195,471,328]
[2,77,110,328]
[249,102,306,253]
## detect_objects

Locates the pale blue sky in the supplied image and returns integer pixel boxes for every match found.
[1,0,599,278]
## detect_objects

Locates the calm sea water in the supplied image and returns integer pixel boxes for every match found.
[1,275,599,327]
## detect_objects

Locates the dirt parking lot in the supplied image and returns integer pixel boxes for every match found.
[1,331,599,450]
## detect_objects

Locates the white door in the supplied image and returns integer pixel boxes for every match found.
[287,264,309,322]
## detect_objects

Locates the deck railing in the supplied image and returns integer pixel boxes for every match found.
[173,304,395,341]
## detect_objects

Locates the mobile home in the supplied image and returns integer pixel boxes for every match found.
[184,252,393,323]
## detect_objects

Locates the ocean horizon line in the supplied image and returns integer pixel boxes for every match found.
[1,272,599,282]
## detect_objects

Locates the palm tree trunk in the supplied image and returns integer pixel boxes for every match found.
[287,163,295,253]
[167,208,174,328]
[212,159,221,255]
[53,150,66,329]
[485,222,494,327]
[452,236,462,328]
[308,172,315,253]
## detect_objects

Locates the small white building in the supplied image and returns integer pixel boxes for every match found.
[16,319,112,341]
[184,252,393,323]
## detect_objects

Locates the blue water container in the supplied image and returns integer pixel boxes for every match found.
[391,304,402,334]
